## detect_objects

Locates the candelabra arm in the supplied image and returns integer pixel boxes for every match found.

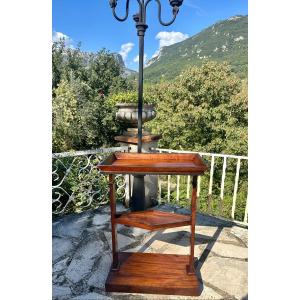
[145,0,152,8]
[111,0,130,22]
[155,0,179,26]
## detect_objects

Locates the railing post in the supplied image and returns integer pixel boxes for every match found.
[158,149,162,203]
[208,155,215,212]
[158,175,162,203]
[220,156,227,215]
[176,175,180,204]
[244,194,248,223]
[231,158,241,220]
[187,175,191,200]
[167,175,171,202]
[197,154,202,209]
[197,176,201,197]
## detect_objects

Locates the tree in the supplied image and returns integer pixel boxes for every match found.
[52,74,124,153]
[52,40,86,90]
[147,62,247,156]
[52,40,65,90]
[52,41,133,152]
[86,50,130,95]
[52,78,80,152]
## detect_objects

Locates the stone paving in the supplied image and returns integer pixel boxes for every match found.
[53,204,248,300]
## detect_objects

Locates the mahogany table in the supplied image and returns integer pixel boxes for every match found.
[97,152,208,296]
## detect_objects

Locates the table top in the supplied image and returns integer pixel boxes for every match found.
[97,152,208,175]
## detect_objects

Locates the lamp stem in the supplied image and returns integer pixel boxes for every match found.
[137,25,146,153]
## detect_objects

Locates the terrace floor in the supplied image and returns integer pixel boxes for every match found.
[52,204,248,300]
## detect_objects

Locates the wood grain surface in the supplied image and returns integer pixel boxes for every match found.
[115,210,191,230]
[106,252,201,296]
[98,152,208,175]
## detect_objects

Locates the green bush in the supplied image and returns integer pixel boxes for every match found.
[106,88,158,106]
[147,62,248,156]
[52,41,133,153]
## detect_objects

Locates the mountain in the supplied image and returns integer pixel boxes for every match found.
[80,52,137,78]
[114,54,137,77]
[144,15,248,83]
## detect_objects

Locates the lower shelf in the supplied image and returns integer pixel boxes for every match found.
[115,210,191,230]
[105,252,201,296]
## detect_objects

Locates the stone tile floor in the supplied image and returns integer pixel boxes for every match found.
[53,204,248,300]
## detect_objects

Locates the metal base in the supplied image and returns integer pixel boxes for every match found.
[130,175,151,211]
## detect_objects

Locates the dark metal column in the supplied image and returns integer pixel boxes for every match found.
[136,23,147,153]
[131,20,148,211]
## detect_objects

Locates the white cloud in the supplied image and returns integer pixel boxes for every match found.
[156,31,189,48]
[52,31,73,47]
[133,55,139,63]
[150,31,189,59]
[133,54,148,63]
[119,42,134,62]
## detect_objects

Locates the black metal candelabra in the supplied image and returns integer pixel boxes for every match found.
[108,0,184,210]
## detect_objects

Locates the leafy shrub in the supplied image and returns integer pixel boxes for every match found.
[147,62,248,156]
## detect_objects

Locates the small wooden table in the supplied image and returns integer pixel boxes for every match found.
[97,152,208,296]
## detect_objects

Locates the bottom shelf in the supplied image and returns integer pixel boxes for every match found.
[105,252,201,296]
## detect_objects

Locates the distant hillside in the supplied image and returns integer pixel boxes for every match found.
[81,52,137,78]
[114,54,137,77]
[144,15,248,83]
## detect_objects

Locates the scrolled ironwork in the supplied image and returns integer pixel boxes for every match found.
[155,0,178,26]
[52,147,129,215]
[109,0,183,29]
[111,0,130,22]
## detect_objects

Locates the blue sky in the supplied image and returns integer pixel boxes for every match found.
[53,0,248,70]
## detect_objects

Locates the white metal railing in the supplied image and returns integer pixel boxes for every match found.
[52,146,129,215]
[52,145,248,224]
[152,148,248,225]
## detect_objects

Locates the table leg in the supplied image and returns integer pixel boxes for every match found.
[109,174,119,271]
[187,175,197,274]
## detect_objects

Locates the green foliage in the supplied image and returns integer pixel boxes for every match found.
[52,40,86,90]
[52,79,80,152]
[144,15,248,83]
[52,76,122,152]
[147,62,248,156]
[52,40,132,93]
[85,51,130,95]
[52,40,65,89]
[107,89,157,106]
[52,40,133,153]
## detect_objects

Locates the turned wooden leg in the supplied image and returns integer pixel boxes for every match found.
[109,174,119,271]
[187,175,197,274]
